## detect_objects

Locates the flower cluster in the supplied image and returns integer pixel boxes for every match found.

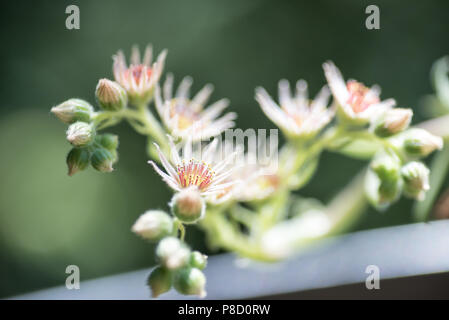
[51,43,445,298]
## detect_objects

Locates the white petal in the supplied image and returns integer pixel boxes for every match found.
[176,76,193,100]
[143,44,153,66]
[153,143,178,180]
[200,99,230,121]
[131,45,140,65]
[323,61,349,106]
[163,73,174,101]
[148,161,181,191]
[192,84,214,110]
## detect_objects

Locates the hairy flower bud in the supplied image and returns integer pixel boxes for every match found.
[95,133,119,151]
[132,210,174,241]
[374,108,413,137]
[95,78,128,111]
[393,128,443,158]
[147,266,172,298]
[189,251,208,270]
[66,148,90,176]
[91,148,114,172]
[170,187,205,224]
[51,99,94,124]
[174,267,206,298]
[66,121,95,147]
[401,161,430,201]
[156,237,190,270]
[365,152,403,207]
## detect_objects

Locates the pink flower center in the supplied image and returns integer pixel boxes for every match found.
[177,159,214,190]
[124,65,152,85]
[346,81,379,113]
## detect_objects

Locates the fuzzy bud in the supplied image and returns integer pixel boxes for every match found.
[51,99,94,124]
[374,108,413,137]
[189,251,208,270]
[174,267,207,298]
[365,152,403,208]
[132,210,174,241]
[170,187,205,224]
[91,148,114,172]
[96,133,119,151]
[95,79,128,111]
[147,266,172,298]
[401,161,430,201]
[394,128,443,158]
[66,121,95,147]
[156,237,190,270]
[66,148,90,176]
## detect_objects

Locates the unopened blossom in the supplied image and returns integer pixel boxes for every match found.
[148,137,239,197]
[113,44,167,105]
[255,79,334,139]
[155,75,236,141]
[374,108,413,137]
[323,61,396,124]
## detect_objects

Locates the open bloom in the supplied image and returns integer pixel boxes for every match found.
[155,75,236,141]
[323,61,396,124]
[255,80,334,139]
[113,44,167,104]
[148,137,239,197]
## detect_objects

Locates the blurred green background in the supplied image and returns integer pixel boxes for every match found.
[1,0,448,297]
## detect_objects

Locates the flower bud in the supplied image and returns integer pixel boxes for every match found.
[95,78,128,111]
[156,237,190,270]
[170,187,205,224]
[401,161,430,201]
[131,210,174,241]
[374,108,413,137]
[174,267,206,298]
[66,121,95,147]
[96,133,119,151]
[147,266,172,298]
[66,148,90,176]
[51,99,94,124]
[91,148,114,172]
[393,128,443,158]
[365,152,403,208]
[189,251,208,270]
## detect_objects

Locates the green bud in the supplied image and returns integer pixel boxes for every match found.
[66,121,95,147]
[189,251,208,270]
[96,133,119,151]
[131,210,174,241]
[51,98,94,124]
[91,148,114,172]
[374,108,413,137]
[95,78,128,111]
[392,128,443,158]
[366,152,403,208]
[147,266,172,298]
[156,237,190,270]
[170,187,205,224]
[66,148,90,176]
[174,267,206,298]
[401,161,430,201]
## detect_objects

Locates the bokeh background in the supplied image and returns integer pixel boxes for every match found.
[1,0,448,297]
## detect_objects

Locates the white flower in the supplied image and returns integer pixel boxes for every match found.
[323,61,396,124]
[255,79,334,139]
[206,143,280,204]
[113,44,167,104]
[148,137,239,197]
[155,74,236,141]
